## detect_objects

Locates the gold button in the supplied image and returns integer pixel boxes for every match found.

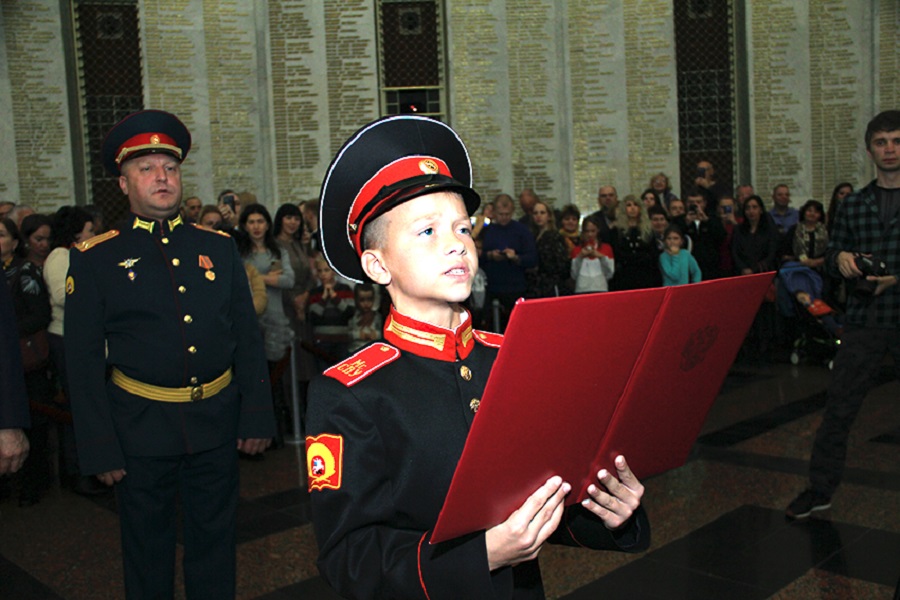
[188,345,197,354]
[460,365,472,381]
[469,398,480,413]
[190,376,198,384]
[161,237,169,244]
[178,286,186,293]
[172,258,180,266]
[184,315,193,323]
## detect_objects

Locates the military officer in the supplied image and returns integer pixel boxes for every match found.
[65,110,275,599]
[306,116,649,599]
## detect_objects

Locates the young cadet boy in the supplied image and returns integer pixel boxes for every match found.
[306,116,650,600]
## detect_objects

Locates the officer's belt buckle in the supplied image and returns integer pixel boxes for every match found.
[110,368,232,403]
[190,386,204,401]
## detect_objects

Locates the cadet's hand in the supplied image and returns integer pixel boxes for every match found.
[582,455,644,530]
[870,274,899,296]
[485,476,570,571]
[0,428,29,475]
[97,469,126,486]
[238,438,271,455]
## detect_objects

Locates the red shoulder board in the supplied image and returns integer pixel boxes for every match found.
[472,329,503,349]
[324,343,400,387]
[192,223,231,237]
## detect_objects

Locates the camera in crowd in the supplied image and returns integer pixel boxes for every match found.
[853,253,889,295]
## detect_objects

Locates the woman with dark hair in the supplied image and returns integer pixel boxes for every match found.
[42,206,103,495]
[238,204,295,448]
[649,172,678,211]
[273,203,317,440]
[525,201,571,298]
[783,200,828,271]
[1,217,23,281]
[732,195,777,364]
[9,213,54,505]
[825,182,853,233]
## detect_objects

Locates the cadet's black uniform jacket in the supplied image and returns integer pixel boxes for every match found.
[65,213,274,474]
[307,307,649,600]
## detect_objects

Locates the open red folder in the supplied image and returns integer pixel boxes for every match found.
[431,272,774,543]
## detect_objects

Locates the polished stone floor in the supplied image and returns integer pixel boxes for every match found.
[1,359,898,599]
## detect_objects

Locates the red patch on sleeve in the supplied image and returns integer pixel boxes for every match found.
[306,434,344,492]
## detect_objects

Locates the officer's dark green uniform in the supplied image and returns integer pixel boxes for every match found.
[65,110,275,599]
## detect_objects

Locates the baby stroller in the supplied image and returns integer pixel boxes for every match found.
[777,262,842,369]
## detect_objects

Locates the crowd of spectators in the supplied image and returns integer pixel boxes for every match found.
[0,162,853,505]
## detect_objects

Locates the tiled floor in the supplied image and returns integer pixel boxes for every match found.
[1,359,898,599]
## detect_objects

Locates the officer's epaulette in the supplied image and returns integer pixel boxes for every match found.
[324,343,400,387]
[192,223,231,237]
[472,329,503,349]
[75,230,120,251]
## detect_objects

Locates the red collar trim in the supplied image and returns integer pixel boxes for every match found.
[383,306,474,362]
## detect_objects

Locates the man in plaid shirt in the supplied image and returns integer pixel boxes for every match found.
[787,110,900,519]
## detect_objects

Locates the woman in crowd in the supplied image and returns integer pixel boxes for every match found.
[571,219,615,294]
[238,204,295,448]
[9,214,54,506]
[612,195,660,290]
[649,172,678,211]
[558,204,582,253]
[732,195,777,363]
[825,182,853,233]
[640,188,666,215]
[43,206,103,495]
[273,203,317,438]
[1,218,23,279]
[526,201,571,297]
[784,200,828,271]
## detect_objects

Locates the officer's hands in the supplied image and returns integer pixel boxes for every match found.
[485,476,569,571]
[581,455,644,530]
[0,428,29,475]
[97,469,127,486]
[238,438,271,455]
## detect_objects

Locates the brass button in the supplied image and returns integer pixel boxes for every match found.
[190,386,203,401]
[460,365,472,381]
[172,258,180,267]
[469,398,480,413]
[161,237,169,245]
[188,345,197,354]
[184,315,193,323]
[178,286,187,293]
[190,376,198,385]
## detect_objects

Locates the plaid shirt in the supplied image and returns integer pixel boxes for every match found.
[826,179,900,328]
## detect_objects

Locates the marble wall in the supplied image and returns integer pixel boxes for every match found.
[0,0,896,217]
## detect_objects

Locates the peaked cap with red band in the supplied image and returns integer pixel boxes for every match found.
[101,109,192,176]
[319,115,481,282]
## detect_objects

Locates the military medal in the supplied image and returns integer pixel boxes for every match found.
[118,257,141,281]
[199,255,215,280]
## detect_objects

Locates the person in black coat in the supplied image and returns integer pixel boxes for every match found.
[0,278,29,475]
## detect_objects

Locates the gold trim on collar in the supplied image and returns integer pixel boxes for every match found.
[387,319,447,352]
[116,143,183,165]
[132,216,155,233]
[168,214,183,230]
[461,325,473,347]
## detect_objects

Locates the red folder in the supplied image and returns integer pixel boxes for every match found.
[430,272,774,543]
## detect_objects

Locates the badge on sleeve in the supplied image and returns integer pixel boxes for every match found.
[65,275,75,295]
[306,434,343,492]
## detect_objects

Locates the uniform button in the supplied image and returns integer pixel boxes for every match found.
[184,315,193,323]
[161,237,169,244]
[469,398,480,413]
[178,286,187,293]
[190,376,198,385]
[172,258,180,266]
[188,346,197,354]
[460,365,472,381]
